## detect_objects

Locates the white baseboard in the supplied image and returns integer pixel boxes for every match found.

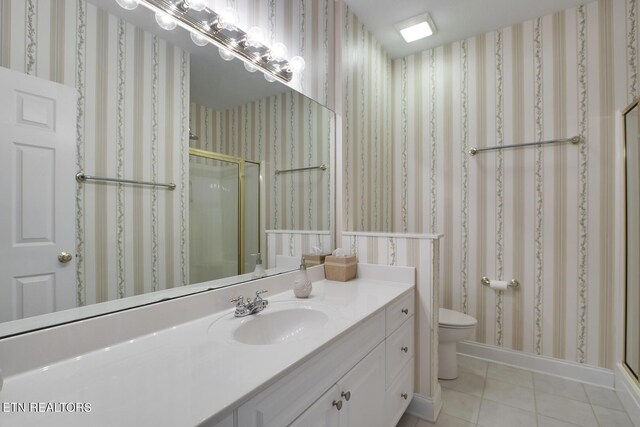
[616,363,640,427]
[457,341,614,388]
[406,385,442,423]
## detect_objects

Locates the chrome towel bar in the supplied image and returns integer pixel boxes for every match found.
[275,164,327,175]
[468,135,581,156]
[76,172,176,190]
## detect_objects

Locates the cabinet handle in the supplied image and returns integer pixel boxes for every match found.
[332,400,343,411]
[401,346,408,353]
[341,391,351,401]
[401,308,409,315]
[401,393,408,400]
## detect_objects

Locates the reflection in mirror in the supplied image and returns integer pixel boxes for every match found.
[188,85,333,282]
[625,99,640,381]
[188,150,262,283]
[0,0,333,337]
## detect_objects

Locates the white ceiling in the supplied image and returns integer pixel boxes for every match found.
[344,0,594,59]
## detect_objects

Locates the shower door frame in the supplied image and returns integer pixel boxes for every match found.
[623,97,640,382]
[189,148,261,276]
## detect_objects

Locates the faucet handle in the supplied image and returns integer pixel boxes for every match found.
[230,296,244,305]
[256,289,268,297]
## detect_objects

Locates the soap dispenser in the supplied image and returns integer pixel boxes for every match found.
[252,253,266,279]
[293,257,312,298]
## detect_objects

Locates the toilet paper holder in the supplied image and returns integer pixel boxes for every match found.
[481,276,520,289]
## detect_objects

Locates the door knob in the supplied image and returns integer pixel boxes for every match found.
[332,400,342,411]
[341,391,351,401]
[58,252,73,263]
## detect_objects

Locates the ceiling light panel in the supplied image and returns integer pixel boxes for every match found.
[395,13,436,43]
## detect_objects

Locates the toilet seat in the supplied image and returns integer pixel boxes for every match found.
[439,308,477,328]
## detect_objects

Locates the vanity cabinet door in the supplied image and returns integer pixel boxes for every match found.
[337,342,385,427]
[289,342,385,427]
[289,385,340,427]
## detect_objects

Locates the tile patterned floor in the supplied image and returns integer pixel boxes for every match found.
[396,355,636,427]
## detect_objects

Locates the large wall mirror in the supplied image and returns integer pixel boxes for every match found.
[0,0,334,337]
[624,98,640,381]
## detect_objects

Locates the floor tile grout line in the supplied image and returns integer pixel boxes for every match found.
[475,360,488,426]
[583,381,603,427]
[533,369,539,426]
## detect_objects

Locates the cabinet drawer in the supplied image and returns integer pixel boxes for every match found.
[385,291,414,336]
[385,316,413,386]
[385,358,414,427]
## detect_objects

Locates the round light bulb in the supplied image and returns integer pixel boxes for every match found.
[270,42,288,61]
[218,6,239,30]
[244,62,258,73]
[155,11,177,31]
[116,0,139,10]
[185,0,207,12]
[264,72,276,83]
[218,47,234,61]
[245,26,264,47]
[289,56,306,73]
[190,32,208,46]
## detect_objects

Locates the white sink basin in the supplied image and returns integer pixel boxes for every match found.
[232,307,329,345]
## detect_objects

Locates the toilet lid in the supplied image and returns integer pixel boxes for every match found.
[439,308,477,327]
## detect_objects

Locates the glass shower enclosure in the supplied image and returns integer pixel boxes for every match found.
[188,148,260,284]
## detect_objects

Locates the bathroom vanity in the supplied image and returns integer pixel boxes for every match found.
[234,282,414,427]
[0,264,414,427]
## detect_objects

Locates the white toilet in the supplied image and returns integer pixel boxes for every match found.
[438,308,477,380]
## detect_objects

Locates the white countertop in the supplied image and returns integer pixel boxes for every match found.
[0,277,413,427]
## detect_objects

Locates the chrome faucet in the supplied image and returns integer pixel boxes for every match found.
[231,290,269,317]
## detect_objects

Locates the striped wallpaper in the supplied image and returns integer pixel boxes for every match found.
[341,7,393,233]
[0,0,189,305]
[190,90,333,232]
[393,0,636,370]
[342,0,638,370]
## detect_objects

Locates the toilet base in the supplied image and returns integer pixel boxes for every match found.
[438,341,458,380]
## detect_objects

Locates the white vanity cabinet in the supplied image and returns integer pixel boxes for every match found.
[234,290,415,427]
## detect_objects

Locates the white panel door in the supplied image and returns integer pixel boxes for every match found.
[0,66,77,322]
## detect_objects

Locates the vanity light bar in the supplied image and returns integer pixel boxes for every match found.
[140,0,293,82]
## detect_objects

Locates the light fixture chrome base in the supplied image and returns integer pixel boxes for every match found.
[141,0,293,82]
